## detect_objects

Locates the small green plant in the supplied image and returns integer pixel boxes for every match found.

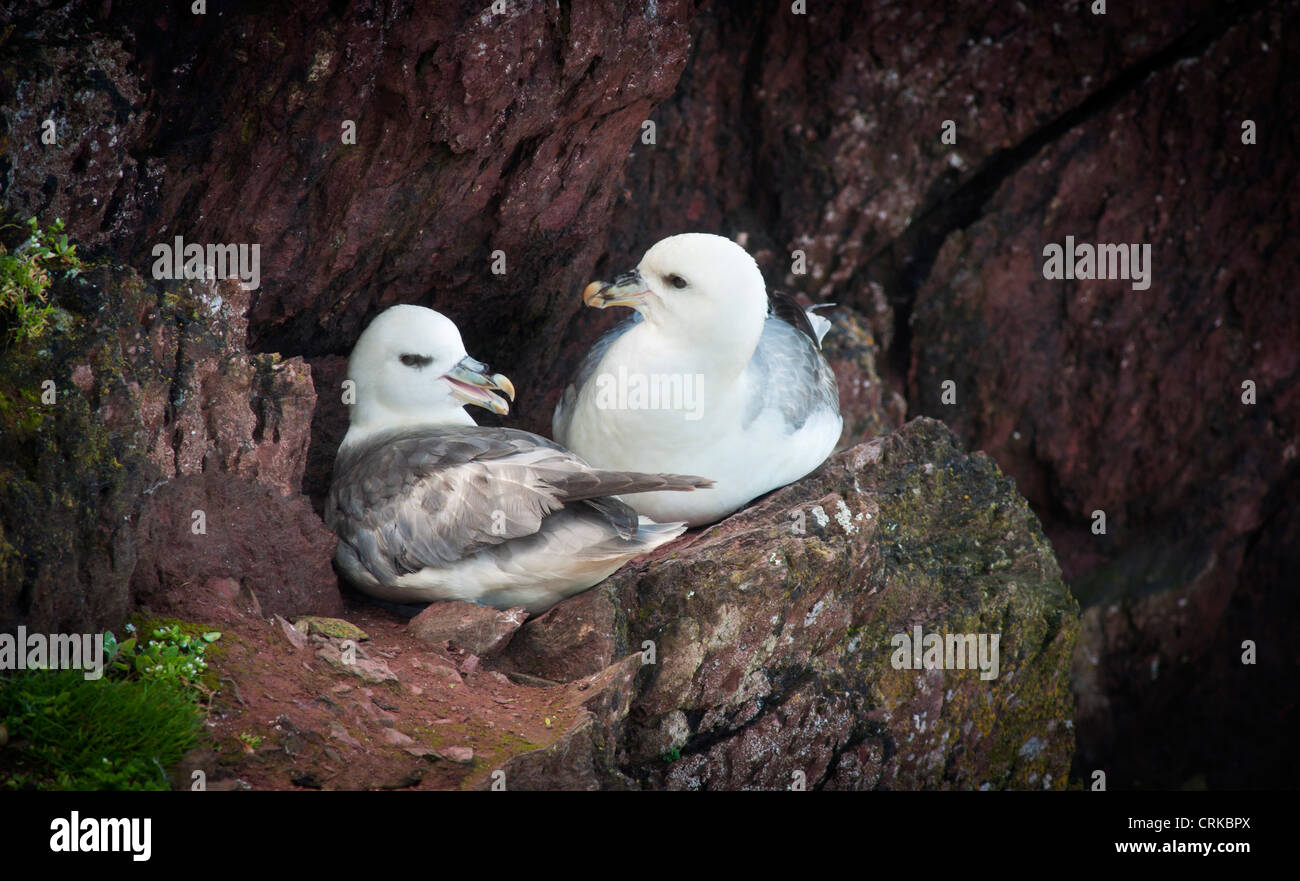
[0,216,82,342]
[0,621,222,790]
[238,732,263,751]
[104,622,221,697]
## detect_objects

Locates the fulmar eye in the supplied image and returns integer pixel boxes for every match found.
[667,274,688,289]
[400,353,433,368]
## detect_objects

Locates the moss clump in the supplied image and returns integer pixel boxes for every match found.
[0,668,202,790]
[0,621,221,790]
[0,213,153,635]
[292,616,369,641]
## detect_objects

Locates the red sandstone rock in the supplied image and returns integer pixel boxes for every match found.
[500,419,1079,789]
[408,601,528,659]
[130,473,342,621]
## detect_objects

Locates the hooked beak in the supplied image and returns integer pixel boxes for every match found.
[583,269,652,310]
[443,355,516,416]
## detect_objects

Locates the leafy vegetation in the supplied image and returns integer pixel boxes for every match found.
[0,622,221,790]
[0,216,82,343]
[104,623,222,697]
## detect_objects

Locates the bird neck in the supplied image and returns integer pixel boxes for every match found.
[340,402,475,451]
[632,307,766,387]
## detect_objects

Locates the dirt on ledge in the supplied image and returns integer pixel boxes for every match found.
[180,596,621,791]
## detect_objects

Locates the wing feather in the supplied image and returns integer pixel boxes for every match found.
[742,312,841,431]
[326,425,706,582]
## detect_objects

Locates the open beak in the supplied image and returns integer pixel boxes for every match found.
[583,270,651,310]
[443,355,515,416]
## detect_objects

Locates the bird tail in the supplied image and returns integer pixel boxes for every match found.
[569,514,687,558]
[586,470,714,497]
[627,517,688,552]
[805,303,836,346]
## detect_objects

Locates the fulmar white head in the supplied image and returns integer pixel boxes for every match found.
[584,233,769,373]
[341,304,515,450]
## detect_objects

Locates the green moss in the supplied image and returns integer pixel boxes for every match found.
[0,615,229,790]
[292,616,369,641]
[0,668,202,790]
[491,730,541,754]
[409,721,539,758]
[0,223,148,629]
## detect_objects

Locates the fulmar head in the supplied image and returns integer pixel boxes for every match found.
[341,304,514,447]
[582,233,768,349]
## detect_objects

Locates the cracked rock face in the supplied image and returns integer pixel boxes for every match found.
[0,265,341,633]
[901,6,1299,788]
[502,419,1079,790]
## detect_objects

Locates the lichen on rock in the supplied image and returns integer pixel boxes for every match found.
[500,418,1079,789]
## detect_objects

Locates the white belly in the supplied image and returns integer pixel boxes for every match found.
[560,395,841,526]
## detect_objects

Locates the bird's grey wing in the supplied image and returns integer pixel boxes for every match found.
[326,428,578,582]
[326,426,705,582]
[452,427,710,499]
[477,427,710,540]
[553,313,641,441]
[741,314,841,431]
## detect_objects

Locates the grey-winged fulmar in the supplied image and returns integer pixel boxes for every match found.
[324,304,713,614]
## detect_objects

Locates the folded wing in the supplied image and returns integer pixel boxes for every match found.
[326,425,709,584]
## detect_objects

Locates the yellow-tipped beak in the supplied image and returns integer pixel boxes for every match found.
[583,271,651,309]
[491,373,516,402]
[445,357,515,416]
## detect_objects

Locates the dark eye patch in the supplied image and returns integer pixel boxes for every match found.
[667,274,688,289]
[399,353,433,368]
